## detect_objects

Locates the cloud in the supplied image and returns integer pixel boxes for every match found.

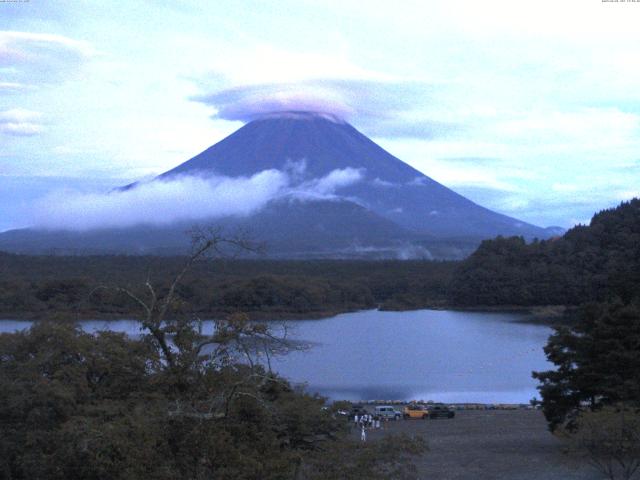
[493,108,640,149]
[551,183,580,193]
[0,108,42,122]
[372,178,396,187]
[0,108,44,136]
[197,83,354,123]
[0,82,33,94]
[454,181,640,229]
[362,119,463,140]
[29,167,365,231]
[191,69,459,139]
[0,31,94,86]
[0,31,94,64]
[438,157,504,166]
[0,123,42,136]
[31,170,287,230]
[301,167,363,196]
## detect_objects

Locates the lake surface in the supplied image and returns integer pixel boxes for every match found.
[0,309,552,403]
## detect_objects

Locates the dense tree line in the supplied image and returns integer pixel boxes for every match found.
[509,200,640,467]
[450,199,640,306]
[0,256,454,319]
[3,199,639,319]
[439,199,640,444]
[533,301,640,431]
[530,299,640,478]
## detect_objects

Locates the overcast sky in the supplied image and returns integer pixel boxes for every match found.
[2,0,640,231]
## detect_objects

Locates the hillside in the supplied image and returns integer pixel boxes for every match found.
[449,198,640,306]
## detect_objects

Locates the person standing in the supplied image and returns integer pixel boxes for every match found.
[361,425,366,442]
[354,413,359,426]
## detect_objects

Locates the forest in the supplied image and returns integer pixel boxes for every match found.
[449,198,640,307]
[2,200,640,320]
[0,255,454,320]
[1,199,639,321]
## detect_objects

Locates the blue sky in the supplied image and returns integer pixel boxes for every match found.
[1,0,640,232]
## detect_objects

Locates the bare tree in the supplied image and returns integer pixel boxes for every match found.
[90,227,300,418]
[92,228,250,363]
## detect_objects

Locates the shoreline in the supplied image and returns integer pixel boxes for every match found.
[349,400,537,410]
[0,304,571,324]
[0,308,358,322]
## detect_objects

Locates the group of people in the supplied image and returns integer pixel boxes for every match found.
[353,413,383,441]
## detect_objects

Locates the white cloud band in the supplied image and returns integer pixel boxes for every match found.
[29,166,364,231]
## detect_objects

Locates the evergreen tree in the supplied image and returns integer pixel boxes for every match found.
[450,198,640,307]
[533,300,640,431]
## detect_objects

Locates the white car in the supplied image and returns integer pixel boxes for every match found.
[374,405,402,420]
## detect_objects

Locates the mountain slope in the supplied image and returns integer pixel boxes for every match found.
[158,112,546,239]
[0,111,551,258]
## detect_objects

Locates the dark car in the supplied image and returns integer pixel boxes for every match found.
[350,404,367,418]
[428,404,455,419]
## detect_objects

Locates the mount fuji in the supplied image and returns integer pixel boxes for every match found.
[0,111,555,259]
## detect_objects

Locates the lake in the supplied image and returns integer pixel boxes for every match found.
[0,309,552,404]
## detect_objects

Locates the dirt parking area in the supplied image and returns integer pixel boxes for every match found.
[353,409,600,480]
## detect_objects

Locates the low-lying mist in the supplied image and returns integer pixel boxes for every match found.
[29,164,364,231]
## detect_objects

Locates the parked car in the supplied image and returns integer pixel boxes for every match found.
[374,405,402,420]
[403,404,430,419]
[427,404,455,419]
[350,404,367,418]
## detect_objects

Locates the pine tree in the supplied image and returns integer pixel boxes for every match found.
[533,300,640,431]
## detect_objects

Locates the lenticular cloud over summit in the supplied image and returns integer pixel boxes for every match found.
[29,166,364,231]
[205,86,354,123]
[193,79,416,125]
[191,77,455,140]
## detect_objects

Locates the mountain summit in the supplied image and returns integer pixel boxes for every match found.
[0,111,552,258]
